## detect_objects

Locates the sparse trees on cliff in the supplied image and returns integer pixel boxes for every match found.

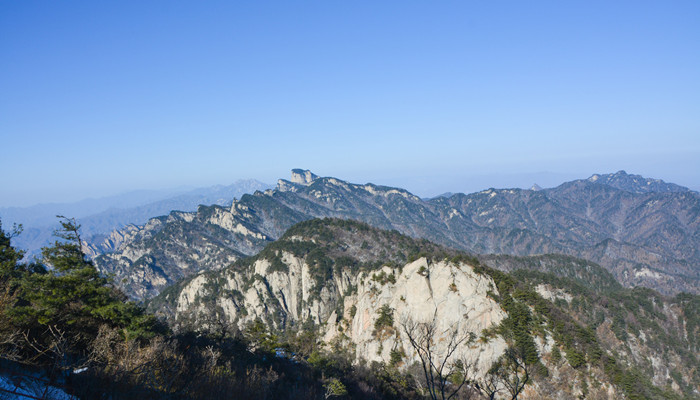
[400,310,477,400]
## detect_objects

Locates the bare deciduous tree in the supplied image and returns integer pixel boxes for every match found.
[481,346,532,400]
[400,310,476,400]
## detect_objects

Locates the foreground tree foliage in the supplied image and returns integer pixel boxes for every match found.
[0,218,163,391]
[2,218,161,361]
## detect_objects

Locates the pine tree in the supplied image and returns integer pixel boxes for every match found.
[0,221,31,282]
[0,221,28,359]
[24,217,111,327]
[9,217,161,350]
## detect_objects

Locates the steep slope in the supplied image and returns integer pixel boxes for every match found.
[149,219,700,399]
[95,170,700,298]
[511,269,700,399]
[545,181,700,291]
[93,206,270,299]
[81,179,271,239]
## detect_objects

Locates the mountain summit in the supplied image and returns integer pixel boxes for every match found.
[290,169,319,185]
[586,170,690,193]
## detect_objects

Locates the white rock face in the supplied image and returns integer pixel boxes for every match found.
[83,223,146,257]
[172,256,507,378]
[362,184,422,201]
[207,207,266,240]
[177,275,210,314]
[276,179,299,192]
[290,169,318,185]
[535,284,573,304]
[337,258,507,375]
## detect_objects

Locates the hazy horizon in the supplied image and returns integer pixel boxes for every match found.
[3,1,699,208]
[3,166,698,210]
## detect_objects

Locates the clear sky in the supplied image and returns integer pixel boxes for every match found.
[2,0,699,207]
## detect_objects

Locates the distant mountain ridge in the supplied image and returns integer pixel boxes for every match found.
[0,187,188,227]
[585,170,690,193]
[93,169,700,299]
[5,179,272,258]
[82,180,272,237]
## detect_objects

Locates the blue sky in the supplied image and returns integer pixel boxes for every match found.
[2,1,699,207]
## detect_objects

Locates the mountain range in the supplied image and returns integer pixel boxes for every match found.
[2,179,271,259]
[147,218,700,399]
[6,169,700,398]
[90,169,699,300]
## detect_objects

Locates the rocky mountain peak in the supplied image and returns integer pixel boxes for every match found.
[290,169,318,185]
[586,170,690,193]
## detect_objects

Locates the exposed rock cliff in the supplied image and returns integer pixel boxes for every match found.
[149,219,700,399]
[167,254,508,375]
[93,205,274,299]
[290,168,319,185]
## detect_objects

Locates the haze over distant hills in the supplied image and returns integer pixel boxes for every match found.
[90,169,699,299]
[1,187,190,227]
[1,179,272,258]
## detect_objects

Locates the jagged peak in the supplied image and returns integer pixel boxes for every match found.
[276,171,423,201]
[290,169,318,185]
